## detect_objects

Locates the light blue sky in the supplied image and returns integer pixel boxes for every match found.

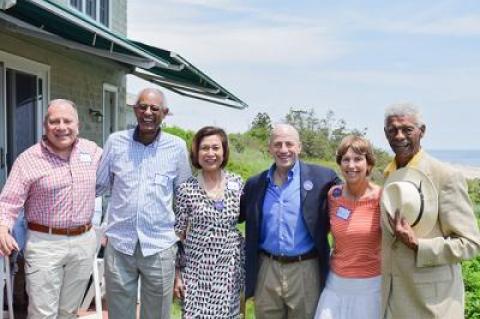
[127,0,480,151]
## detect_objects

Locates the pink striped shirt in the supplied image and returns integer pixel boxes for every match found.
[0,138,102,229]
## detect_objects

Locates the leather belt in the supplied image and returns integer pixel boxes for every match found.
[27,222,92,236]
[261,249,319,263]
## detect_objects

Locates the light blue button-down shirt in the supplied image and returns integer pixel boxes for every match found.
[260,161,315,256]
[96,128,191,256]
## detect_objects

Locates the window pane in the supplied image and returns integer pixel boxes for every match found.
[70,0,82,11]
[99,0,109,27]
[86,0,96,19]
[6,70,38,171]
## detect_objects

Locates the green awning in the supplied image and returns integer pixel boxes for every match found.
[1,0,247,109]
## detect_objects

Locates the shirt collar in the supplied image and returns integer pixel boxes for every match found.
[384,149,424,177]
[132,126,161,146]
[266,160,299,183]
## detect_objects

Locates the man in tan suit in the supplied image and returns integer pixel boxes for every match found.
[381,102,480,318]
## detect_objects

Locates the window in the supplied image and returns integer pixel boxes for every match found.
[99,0,109,27]
[86,0,96,20]
[70,0,82,11]
[70,0,110,28]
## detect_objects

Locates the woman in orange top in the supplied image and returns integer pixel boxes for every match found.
[314,135,381,319]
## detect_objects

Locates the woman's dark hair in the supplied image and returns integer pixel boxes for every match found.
[190,126,229,169]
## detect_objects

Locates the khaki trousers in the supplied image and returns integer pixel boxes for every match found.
[24,229,97,319]
[104,242,177,319]
[254,254,321,319]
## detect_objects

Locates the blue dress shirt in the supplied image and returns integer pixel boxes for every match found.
[260,161,315,256]
[96,128,192,256]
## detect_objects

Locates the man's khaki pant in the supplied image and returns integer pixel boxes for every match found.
[254,254,321,319]
[23,229,97,319]
[104,242,177,319]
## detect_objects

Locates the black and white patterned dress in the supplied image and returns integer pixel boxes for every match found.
[175,171,245,319]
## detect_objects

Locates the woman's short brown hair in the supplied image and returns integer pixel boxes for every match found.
[191,126,230,169]
[336,135,376,175]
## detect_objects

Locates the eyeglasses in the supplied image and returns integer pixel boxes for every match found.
[135,103,162,112]
[385,126,419,137]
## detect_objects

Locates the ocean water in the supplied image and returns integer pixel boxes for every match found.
[428,150,480,167]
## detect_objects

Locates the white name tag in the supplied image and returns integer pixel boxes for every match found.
[79,153,92,163]
[336,206,351,220]
[227,181,240,191]
[155,174,169,185]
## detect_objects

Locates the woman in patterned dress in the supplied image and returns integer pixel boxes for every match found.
[173,126,244,318]
[314,135,382,319]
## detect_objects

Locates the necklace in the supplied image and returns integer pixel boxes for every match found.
[198,170,225,201]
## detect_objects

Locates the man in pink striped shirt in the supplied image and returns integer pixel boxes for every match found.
[0,99,102,319]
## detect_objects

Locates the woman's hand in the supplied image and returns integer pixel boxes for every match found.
[174,268,185,299]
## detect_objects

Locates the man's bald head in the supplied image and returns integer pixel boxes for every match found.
[269,124,301,146]
[44,99,79,124]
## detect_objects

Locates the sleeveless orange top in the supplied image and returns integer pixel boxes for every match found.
[329,185,381,278]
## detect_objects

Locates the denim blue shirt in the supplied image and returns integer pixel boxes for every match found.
[96,128,192,256]
[260,161,315,256]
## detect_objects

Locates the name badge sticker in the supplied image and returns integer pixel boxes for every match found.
[336,206,351,220]
[79,153,92,163]
[227,181,240,191]
[155,174,169,185]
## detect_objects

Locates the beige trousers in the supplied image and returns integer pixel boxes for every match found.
[23,229,97,319]
[254,254,321,319]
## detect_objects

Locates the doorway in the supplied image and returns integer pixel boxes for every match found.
[0,51,48,188]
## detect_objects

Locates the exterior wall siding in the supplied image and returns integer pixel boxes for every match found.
[0,31,129,146]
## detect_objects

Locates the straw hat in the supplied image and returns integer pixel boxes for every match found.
[381,167,438,237]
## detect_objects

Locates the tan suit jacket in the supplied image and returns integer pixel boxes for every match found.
[381,152,480,319]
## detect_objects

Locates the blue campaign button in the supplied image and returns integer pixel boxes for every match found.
[332,187,342,198]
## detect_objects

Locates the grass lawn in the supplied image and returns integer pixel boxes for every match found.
[171,299,256,318]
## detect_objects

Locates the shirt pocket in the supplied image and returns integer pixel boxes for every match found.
[153,173,173,197]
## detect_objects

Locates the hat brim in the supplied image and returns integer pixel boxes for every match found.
[381,167,438,237]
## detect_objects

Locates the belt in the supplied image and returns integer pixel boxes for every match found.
[27,222,92,236]
[261,249,319,263]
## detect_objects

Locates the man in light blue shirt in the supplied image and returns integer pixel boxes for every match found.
[261,160,316,256]
[240,124,340,319]
[96,88,191,319]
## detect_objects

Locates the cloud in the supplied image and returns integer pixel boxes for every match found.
[128,2,347,67]
[339,2,480,37]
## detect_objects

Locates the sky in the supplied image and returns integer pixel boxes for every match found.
[127,0,480,151]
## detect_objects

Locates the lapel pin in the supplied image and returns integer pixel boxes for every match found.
[332,187,342,198]
[303,180,313,191]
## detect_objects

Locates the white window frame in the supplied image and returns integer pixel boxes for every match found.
[70,0,111,28]
[102,83,118,144]
[0,50,50,143]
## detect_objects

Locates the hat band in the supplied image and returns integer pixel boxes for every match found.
[407,180,424,227]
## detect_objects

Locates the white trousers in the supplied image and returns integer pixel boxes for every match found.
[23,229,97,319]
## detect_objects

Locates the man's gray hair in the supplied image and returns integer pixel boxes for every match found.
[269,123,301,145]
[135,88,167,107]
[384,102,424,127]
[44,99,79,122]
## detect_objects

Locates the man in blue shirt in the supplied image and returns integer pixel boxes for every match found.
[96,88,191,319]
[240,124,340,318]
